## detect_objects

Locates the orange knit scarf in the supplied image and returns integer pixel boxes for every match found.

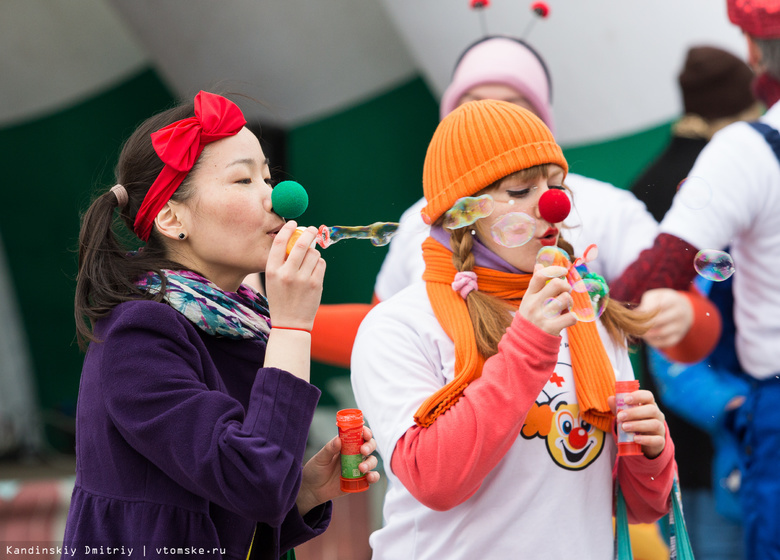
[415,237,616,432]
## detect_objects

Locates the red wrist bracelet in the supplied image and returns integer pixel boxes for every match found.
[272,325,312,334]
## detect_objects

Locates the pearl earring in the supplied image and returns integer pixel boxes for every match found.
[178,233,186,240]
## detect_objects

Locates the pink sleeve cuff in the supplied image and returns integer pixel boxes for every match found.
[615,423,677,524]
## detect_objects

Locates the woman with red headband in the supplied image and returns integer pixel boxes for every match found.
[66,91,379,559]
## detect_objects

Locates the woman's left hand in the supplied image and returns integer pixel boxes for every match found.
[296,426,380,515]
[607,390,667,459]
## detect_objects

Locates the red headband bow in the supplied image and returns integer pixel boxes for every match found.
[133,91,247,241]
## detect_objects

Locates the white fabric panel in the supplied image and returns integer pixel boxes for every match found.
[378,0,748,145]
[0,0,752,140]
[109,0,418,126]
[0,0,146,127]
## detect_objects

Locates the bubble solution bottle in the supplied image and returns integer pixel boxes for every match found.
[615,380,643,457]
[336,409,370,493]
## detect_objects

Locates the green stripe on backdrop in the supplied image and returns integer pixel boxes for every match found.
[287,77,440,303]
[286,78,440,403]
[562,121,673,190]
[0,71,174,450]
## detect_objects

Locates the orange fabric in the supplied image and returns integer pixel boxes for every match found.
[567,308,617,433]
[415,239,528,426]
[661,287,722,364]
[415,237,616,432]
[566,268,618,433]
[310,302,377,368]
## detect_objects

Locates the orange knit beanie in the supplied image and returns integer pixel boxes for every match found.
[421,99,568,225]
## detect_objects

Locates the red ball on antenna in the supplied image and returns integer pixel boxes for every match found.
[538,188,571,224]
[470,0,490,9]
[531,1,550,18]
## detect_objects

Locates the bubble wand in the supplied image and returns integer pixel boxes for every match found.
[270,181,400,254]
[286,223,400,254]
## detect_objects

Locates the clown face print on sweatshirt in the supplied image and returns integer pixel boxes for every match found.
[520,343,607,471]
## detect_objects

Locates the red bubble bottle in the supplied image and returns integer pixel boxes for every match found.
[336,409,370,493]
[615,380,643,456]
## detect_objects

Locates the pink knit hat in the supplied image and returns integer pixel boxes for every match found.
[439,36,555,133]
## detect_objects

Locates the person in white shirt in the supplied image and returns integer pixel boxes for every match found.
[352,99,676,559]
[607,2,780,557]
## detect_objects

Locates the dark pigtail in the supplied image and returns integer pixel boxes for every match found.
[74,102,202,350]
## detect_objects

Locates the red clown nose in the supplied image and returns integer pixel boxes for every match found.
[538,188,571,224]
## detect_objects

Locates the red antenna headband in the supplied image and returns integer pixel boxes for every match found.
[469,1,550,37]
[133,91,247,241]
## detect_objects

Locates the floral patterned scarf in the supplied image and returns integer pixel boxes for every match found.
[137,269,271,342]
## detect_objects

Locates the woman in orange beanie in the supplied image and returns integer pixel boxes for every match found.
[351,99,677,558]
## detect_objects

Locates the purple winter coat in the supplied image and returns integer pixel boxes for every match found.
[62,300,330,560]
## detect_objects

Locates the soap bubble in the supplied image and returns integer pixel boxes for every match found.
[444,195,495,229]
[368,222,400,246]
[676,177,712,210]
[568,277,609,322]
[536,245,609,323]
[490,212,536,247]
[325,222,400,248]
[536,246,571,277]
[694,249,735,281]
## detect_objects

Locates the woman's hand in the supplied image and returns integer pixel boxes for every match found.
[608,390,667,459]
[636,288,693,349]
[264,221,326,331]
[295,426,381,516]
[517,264,577,336]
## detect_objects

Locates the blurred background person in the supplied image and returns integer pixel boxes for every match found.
[632,45,762,221]
[608,1,780,556]
[630,44,761,560]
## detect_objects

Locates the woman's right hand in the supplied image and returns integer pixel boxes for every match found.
[636,288,693,349]
[518,264,577,336]
[264,221,326,330]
